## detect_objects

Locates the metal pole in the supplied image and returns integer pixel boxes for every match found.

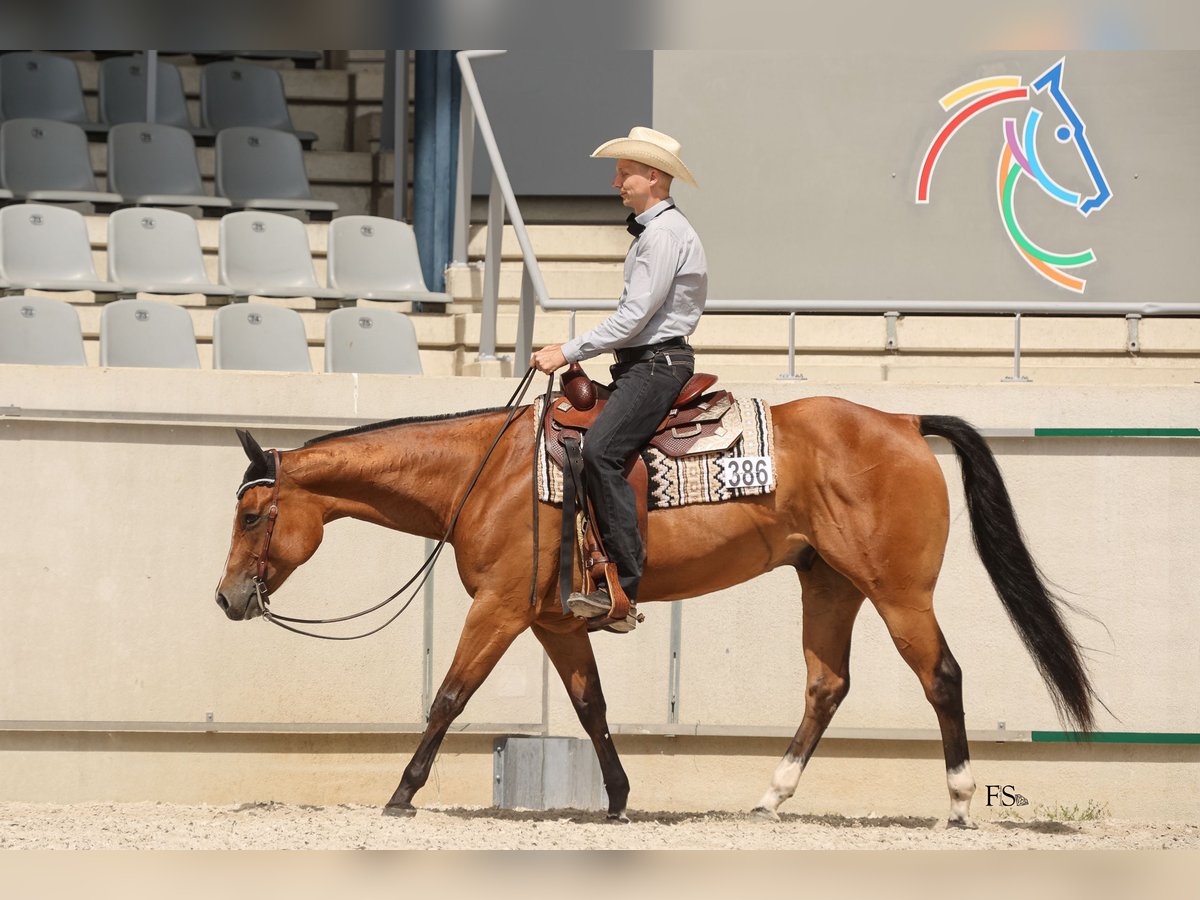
[144,50,158,123]
[516,264,535,366]
[1003,313,1031,382]
[391,50,408,222]
[478,172,503,360]
[778,311,806,381]
[452,97,476,265]
[667,603,683,724]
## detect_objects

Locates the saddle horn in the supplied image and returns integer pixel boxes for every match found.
[560,362,597,411]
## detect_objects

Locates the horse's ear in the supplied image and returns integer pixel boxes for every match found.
[236,429,267,465]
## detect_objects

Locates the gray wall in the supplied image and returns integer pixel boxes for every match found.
[471,50,652,196]
[653,51,1200,301]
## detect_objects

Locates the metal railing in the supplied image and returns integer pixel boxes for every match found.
[548,298,1200,382]
[453,50,551,365]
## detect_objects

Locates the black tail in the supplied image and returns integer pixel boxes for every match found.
[920,415,1097,734]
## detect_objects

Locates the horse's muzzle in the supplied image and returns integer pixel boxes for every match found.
[215,586,264,621]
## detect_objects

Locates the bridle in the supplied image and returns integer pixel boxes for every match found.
[237,367,554,639]
[249,449,282,614]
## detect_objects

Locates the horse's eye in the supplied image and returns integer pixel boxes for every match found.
[242,513,261,529]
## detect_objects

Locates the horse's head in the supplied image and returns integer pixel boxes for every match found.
[1024,58,1112,217]
[214,429,326,621]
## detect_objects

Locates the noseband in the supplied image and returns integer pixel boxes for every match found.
[250,449,282,611]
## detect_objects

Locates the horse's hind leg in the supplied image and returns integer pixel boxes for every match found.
[752,559,865,819]
[871,593,976,828]
[384,592,531,816]
[532,619,631,821]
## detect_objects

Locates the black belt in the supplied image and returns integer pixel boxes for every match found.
[613,338,691,364]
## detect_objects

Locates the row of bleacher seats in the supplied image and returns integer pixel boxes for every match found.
[0,120,334,219]
[0,204,450,307]
[0,52,316,146]
[0,295,423,374]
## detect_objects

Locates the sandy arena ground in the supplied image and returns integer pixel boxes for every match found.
[1,801,1196,850]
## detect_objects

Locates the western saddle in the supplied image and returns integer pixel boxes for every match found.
[543,362,741,631]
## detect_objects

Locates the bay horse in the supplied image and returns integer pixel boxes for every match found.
[214,393,1098,827]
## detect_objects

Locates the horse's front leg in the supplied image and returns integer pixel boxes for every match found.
[384,592,532,816]
[532,617,631,821]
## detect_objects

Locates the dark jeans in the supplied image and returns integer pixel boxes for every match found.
[581,348,694,601]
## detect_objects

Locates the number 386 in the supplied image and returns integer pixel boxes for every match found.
[727,458,768,487]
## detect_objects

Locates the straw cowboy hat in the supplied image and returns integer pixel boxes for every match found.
[591,126,698,188]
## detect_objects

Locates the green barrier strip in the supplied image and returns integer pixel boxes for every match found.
[1032,731,1200,744]
[1033,428,1200,438]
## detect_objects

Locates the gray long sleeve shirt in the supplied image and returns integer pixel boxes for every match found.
[561,198,708,362]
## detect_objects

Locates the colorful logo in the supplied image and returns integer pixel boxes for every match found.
[917,59,1112,292]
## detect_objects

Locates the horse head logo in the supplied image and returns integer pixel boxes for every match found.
[917,58,1112,292]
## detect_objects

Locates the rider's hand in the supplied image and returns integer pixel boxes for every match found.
[531,344,568,374]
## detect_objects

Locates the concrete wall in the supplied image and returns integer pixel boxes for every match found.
[0,367,1196,820]
[653,51,1200,302]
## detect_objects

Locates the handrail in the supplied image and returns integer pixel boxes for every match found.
[454,50,551,367]
[546,298,1200,382]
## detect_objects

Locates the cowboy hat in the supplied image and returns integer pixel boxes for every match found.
[591,126,698,188]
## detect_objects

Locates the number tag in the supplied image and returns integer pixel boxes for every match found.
[717,455,773,489]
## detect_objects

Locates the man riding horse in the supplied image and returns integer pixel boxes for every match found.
[531,126,708,633]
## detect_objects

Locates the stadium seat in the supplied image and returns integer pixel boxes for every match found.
[327,215,452,310]
[99,298,201,368]
[0,295,87,365]
[98,55,215,141]
[212,302,312,372]
[107,122,231,213]
[214,126,337,220]
[0,203,121,295]
[218,210,345,301]
[200,60,318,147]
[107,207,233,298]
[0,52,108,138]
[0,119,124,209]
[324,306,424,374]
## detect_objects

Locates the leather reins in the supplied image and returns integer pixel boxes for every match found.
[252,366,555,640]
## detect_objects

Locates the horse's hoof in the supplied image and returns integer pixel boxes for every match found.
[382,803,417,818]
[947,817,978,830]
[607,811,630,824]
[750,806,780,822]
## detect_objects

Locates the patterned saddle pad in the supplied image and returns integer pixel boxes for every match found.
[534,395,776,510]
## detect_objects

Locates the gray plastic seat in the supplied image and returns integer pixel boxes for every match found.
[324,306,424,374]
[214,126,336,220]
[107,123,231,212]
[327,216,452,309]
[107,207,233,298]
[0,203,121,295]
[212,302,312,371]
[0,119,124,208]
[218,210,345,301]
[0,295,87,365]
[0,52,108,137]
[201,60,317,147]
[98,55,215,141]
[99,298,201,368]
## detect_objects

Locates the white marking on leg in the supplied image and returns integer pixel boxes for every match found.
[755,754,805,813]
[946,760,976,826]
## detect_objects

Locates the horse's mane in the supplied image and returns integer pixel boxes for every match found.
[302,406,511,447]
